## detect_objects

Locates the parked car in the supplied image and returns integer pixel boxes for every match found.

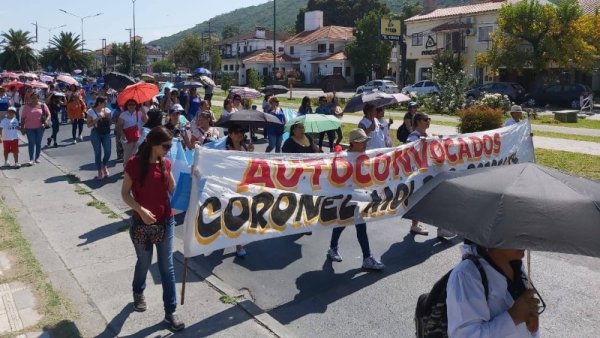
[356,79,399,94]
[466,82,527,103]
[526,83,592,109]
[401,80,440,96]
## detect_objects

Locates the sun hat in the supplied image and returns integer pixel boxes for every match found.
[8,106,17,112]
[348,128,370,143]
[170,103,184,113]
[510,105,524,113]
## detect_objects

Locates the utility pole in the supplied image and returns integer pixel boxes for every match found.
[399,18,407,88]
[208,20,212,71]
[32,22,38,43]
[102,38,107,73]
[132,0,137,76]
[273,0,277,75]
[126,28,133,76]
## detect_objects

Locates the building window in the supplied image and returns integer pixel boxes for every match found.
[249,46,253,52]
[329,43,334,53]
[333,67,342,75]
[243,46,247,53]
[478,26,493,42]
[445,31,465,52]
[345,66,351,77]
[290,46,294,54]
[278,47,284,52]
[318,44,326,53]
[223,65,227,71]
[412,33,423,46]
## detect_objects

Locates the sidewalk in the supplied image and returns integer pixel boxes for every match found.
[0,149,290,337]
[340,114,600,156]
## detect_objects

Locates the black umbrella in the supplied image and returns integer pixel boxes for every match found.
[215,109,283,130]
[104,72,136,92]
[343,92,410,113]
[261,85,288,96]
[174,81,204,89]
[404,163,600,257]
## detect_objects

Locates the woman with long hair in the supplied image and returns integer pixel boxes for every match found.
[46,93,64,148]
[67,93,86,143]
[226,124,254,257]
[298,96,312,115]
[120,126,185,331]
[86,96,113,179]
[19,92,49,166]
[116,99,149,164]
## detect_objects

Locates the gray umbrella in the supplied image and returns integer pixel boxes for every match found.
[343,92,410,113]
[404,163,600,257]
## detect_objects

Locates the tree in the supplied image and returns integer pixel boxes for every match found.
[39,32,88,73]
[426,51,472,115]
[345,12,393,79]
[152,60,176,73]
[247,69,263,90]
[222,25,238,40]
[173,35,202,70]
[295,0,389,33]
[221,73,232,92]
[484,0,597,78]
[0,29,37,71]
[111,40,146,75]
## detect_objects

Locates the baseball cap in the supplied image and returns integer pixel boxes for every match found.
[170,103,184,113]
[408,101,419,108]
[348,128,370,143]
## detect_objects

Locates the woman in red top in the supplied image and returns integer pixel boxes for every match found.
[120,126,184,331]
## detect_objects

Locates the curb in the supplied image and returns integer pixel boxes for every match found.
[37,146,296,338]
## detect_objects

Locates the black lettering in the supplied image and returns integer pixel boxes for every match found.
[378,186,395,211]
[295,195,323,223]
[362,190,384,216]
[198,197,221,238]
[320,195,343,223]
[390,183,410,210]
[250,192,274,231]
[223,197,249,233]
[271,193,297,227]
[339,194,357,221]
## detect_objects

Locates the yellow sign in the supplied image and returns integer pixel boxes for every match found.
[380,18,401,37]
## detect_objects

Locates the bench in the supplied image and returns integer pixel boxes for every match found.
[553,110,579,123]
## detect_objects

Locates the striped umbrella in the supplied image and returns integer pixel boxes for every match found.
[230,87,262,99]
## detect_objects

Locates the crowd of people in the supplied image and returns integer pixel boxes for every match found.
[0,73,541,335]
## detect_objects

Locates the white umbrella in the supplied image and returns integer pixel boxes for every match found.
[200,75,215,87]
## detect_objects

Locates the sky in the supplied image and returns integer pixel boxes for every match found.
[2,0,271,51]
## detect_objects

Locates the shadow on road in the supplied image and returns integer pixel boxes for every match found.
[78,219,128,246]
[269,234,459,324]
[96,305,135,338]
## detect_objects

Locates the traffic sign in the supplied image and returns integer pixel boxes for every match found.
[380,17,402,41]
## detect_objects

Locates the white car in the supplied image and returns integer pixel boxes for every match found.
[402,80,440,96]
[356,80,399,94]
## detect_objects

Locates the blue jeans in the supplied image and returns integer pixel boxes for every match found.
[131,217,177,315]
[330,223,371,259]
[90,129,112,171]
[266,133,282,153]
[25,128,44,161]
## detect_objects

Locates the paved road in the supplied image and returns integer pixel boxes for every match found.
[35,125,600,337]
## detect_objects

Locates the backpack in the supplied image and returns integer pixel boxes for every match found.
[415,254,489,338]
[397,122,410,143]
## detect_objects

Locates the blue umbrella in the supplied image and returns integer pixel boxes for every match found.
[194,67,211,75]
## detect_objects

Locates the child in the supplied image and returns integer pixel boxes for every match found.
[0,107,20,167]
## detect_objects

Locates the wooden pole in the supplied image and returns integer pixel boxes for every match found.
[180,257,188,305]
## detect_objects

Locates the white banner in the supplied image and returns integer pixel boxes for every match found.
[184,123,535,257]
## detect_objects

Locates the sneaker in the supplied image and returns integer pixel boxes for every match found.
[77,136,83,142]
[437,228,456,239]
[34,159,40,164]
[13,163,19,168]
[3,162,8,167]
[28,161,35,166]
[53,142,58,148]
[72,139,77,144]
[362,256,385,270]
[132,292,146,312]
[327,248,343,262]
[164,312,185,331]
[235,245,246,257]
[410,225,429,236]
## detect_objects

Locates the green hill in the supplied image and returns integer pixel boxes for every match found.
[148,0,487,50]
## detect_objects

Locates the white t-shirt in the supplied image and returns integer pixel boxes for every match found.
[358,117,386,150]
[504,118,519,127]
[0,117,20,140]
[119,110,143,129]
[378,117,392,147]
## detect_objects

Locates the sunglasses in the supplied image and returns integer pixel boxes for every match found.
[161,143,172,151]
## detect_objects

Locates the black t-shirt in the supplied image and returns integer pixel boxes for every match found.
[282,135,316,153]
[49,103,62,120]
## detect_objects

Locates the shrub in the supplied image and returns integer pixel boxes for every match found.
[247,69,263,90]
[476,93,511,111]
[457,106,504,133]
[221,73,232,92]
[431,51,473,115]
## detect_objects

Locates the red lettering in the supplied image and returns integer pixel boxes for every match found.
[330,156,353,187]
[457,138,473,162]
[354,154,371,187]
[493,133,501,155]
[373,153,391,183]
[238,159,275,191]
[391,148,412,177]
[444,138,458,163]
[469,136,484,159]
[482,135,494,157]
[407,141,429,171]
[428,139,445,166]
[275,161,304,188]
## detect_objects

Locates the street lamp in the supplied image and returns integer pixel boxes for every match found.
[132,0,137,75]
[32,24,66,48]
[58,9,103,52]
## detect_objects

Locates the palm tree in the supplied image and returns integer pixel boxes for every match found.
[42,32,89,73]
[0,29,37,70]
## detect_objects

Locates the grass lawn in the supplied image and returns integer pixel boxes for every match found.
[0,201,80,337]
[535,149,600,181]
[529,115,600,129]
[534,131,600,143]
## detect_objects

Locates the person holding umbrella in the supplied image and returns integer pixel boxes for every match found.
[265,96,286,153]
[184,88,201,121]
[282,121,319,153]
[327,128,385,271]
[298,96,312,116]
[447,241,540,337]
[116,100,149,163]
[189,112,220,146]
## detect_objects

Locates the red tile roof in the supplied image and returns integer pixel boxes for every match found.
[285,26,354,45]
[579,0,600,14]
[406,0,553,22]
[309,51,347,62]
[219,29,288,45]
[243,50,299,63]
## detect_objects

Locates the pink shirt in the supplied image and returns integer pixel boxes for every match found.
[21,104,46,129]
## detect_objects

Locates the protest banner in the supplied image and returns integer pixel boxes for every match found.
[183,123,534,257]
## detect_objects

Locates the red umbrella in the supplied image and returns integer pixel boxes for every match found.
[117,82,159,106]
[2,81,24,89]
[56,74,78,86]
[26,80,49,89]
